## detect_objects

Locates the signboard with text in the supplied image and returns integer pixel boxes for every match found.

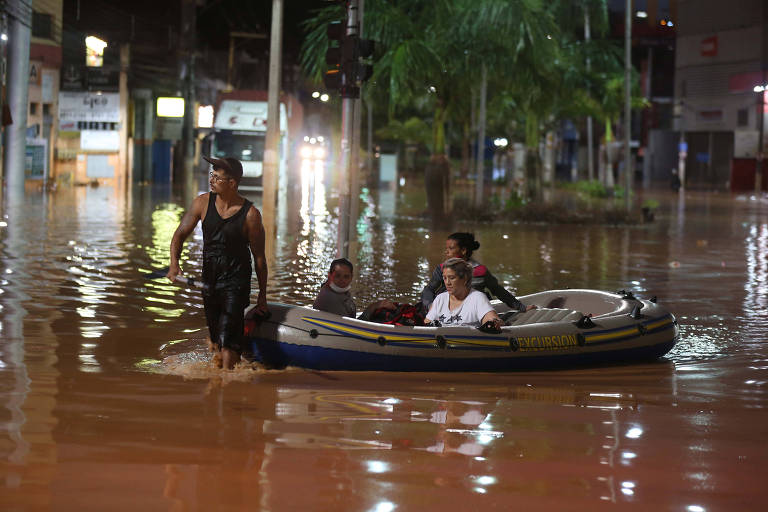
[58,91,120,124]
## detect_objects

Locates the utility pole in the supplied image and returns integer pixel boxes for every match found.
[336,0,359,259]
[623,0,632,210]
[119,44,131,186]
[2,0,31,196]
[585,6,594,181]
[348,0,365,254]
[180,0,196,193]
[756,0,766,194]
[263,0,283,245]
[677,103,687,192]
[366,100,373,186]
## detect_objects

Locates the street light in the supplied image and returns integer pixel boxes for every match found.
[85,35,108,67]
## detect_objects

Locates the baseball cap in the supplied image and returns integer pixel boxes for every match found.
[203,155,243,181]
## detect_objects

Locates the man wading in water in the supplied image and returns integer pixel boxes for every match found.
[167,156,269,369]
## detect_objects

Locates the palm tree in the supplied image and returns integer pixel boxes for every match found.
[461,0,560,200]
[301,0,557,214]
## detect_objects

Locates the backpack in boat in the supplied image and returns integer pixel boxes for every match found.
[369,302,426,326]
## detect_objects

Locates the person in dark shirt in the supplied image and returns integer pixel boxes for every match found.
[167,156,268,370]
[420,232,535,313]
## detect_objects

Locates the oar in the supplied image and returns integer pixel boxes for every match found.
[144,267,208,290]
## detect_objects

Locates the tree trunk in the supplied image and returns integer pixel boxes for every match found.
[604,119,616,192]
[461,121,470,178]
[426,102,451,220]
[426,155,451,223]
[474,65,487,206]
[524,112,542,201]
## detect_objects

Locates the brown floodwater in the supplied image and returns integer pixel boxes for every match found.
[1,166,767,511]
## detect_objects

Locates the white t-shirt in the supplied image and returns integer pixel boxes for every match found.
[426,289,494,327]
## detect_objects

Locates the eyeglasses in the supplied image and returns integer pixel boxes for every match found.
[209,171,231,184]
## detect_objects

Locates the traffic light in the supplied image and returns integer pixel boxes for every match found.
[324,21,345,91]
[347,36,374,84]
[323,20,375,98]
[355,37,375,83]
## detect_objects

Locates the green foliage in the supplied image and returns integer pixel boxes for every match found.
[375,117,431,146]
[505,190,526,210]
[642,198,660,210]
[561,179,608,198]
[299,0,651,200]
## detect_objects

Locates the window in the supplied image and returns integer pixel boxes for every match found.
[43,104,51,116]
[737,108,749,127]
[29,102,38,115]
[32,12,53,39]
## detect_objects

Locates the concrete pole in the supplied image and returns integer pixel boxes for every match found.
[624,0,632,210]
[348,0,364,255]
[347,98,360,256]
[119,44,131,187]
[263,0,283,247]
[755,0,766,193]
[337,100,354,258]
[2,0,31,196]
[337,0,358,259]
[678,111,686,192]
[474,65,487,206]
[180,0,196,195]
[585,7,594,181]
[366,99,373,185]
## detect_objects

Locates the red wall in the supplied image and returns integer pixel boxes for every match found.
[731,158,768,192]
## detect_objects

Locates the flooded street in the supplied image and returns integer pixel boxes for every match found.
[1,170,767,511]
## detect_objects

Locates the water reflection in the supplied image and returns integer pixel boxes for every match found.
[1,181,768,509]
[744,222,768,325]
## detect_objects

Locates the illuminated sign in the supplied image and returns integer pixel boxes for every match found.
[85,36,107,67]
[197,105,214,128]
[156,97,185,118]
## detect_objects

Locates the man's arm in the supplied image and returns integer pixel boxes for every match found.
[167,194,206,282]
[246,205,269,312]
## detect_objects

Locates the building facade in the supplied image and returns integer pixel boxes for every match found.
[674,0,767,191]
[26,0,63,187]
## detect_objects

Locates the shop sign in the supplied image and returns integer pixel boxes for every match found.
[59,91,120,123]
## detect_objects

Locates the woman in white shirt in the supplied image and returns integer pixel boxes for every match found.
[425,258,503,329]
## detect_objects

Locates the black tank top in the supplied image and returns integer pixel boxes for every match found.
[202,193,252,292]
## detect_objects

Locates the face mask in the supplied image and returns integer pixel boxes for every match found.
[329,282,351,293]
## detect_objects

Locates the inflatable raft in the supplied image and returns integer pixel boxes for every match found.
[243,289,679,371]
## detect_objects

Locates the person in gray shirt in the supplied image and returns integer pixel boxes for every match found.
[314,258,397,320]
[314,258,357,317]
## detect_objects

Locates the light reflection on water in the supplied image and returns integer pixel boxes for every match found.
[1,177,767,509]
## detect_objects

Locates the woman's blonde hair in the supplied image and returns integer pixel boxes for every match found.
[443,257,473,287]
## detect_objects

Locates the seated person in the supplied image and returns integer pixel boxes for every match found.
[314,258,397,319]
[425,258,503,329]
[313,258,357,317]
[421,232,535,313]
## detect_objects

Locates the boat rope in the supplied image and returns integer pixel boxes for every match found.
[251,318,487,346]
[256,318,350,338]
